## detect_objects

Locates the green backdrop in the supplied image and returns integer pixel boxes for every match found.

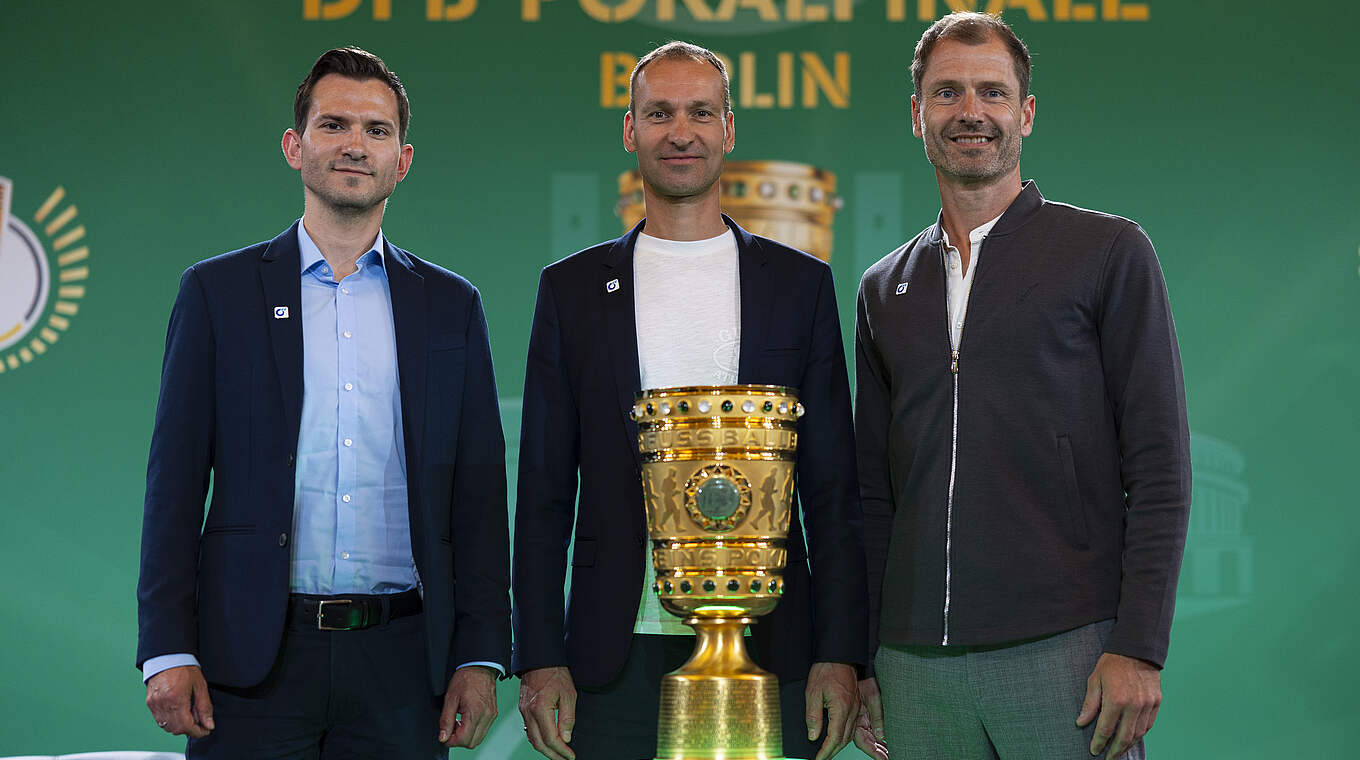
[2,0,1357,756]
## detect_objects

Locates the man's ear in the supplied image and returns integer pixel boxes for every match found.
[623,110,637,153]
[395,143,414,182]
[1020,94,1036,137]
[282,129,303,170]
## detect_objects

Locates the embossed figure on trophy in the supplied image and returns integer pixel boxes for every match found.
[778,469,795,531]
[642,470,661,533]
[659,468,682,531]
[754,469,779,532]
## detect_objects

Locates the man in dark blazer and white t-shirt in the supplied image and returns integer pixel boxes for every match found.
[512,41,870,760]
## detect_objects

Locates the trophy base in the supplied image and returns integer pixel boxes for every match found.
[654,617,785,760]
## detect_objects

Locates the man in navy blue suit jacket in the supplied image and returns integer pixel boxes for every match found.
[136,48,510,756]
[512,42,869,760]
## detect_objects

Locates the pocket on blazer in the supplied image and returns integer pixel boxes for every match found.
[1056,434,1091,549]
[201,523,257,537]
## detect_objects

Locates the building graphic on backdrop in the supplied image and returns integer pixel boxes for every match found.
[0,176,90,375]
[1178,432,1254,618]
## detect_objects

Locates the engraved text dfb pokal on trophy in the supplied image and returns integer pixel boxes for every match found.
[633,385,803,760]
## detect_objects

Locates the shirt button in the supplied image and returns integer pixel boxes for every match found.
[278,533,288,547]
[342,494,352,503]
[344,438,353,447]
[341,288,350,295]
[951,261,959,269]
[344,383,353,391]
[341,551,350,560]
[344,331,353,339]
[320,266,330,275]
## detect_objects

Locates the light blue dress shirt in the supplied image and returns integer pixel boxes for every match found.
[143,221,501,681]
[292,223,416,595]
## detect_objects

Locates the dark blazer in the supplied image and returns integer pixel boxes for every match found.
[512,216,868,687]
[136,222,511,693]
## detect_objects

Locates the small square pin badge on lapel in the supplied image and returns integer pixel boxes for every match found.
[895,282,909,295]
[606,278,620,293]
[273,306,290,319]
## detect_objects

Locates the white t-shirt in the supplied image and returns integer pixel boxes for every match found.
[632,227,740,635]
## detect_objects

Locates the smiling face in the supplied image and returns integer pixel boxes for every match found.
[283,74,413,215]
[912,35,1035,187]
[624,56,735,202]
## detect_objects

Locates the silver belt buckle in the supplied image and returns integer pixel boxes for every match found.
[316,598,354,630]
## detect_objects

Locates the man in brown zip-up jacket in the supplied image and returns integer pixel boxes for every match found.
[852,12,1191,760]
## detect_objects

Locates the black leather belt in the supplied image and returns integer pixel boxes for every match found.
[288,589,422,631]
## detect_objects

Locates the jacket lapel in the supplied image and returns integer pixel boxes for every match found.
[384,242,427,473]
[259,223,305,449]
[603,222,644,472]
[730,215,770,383]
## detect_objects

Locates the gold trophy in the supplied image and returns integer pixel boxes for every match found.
[618,161,843,262]
[632,385,803,760]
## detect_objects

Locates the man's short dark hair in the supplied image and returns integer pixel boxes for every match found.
[629,41,731,115]
[911,12,1032,99]
[294,47,411,142]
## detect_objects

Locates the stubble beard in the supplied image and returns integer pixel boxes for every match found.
[303,160,395,217]
[925,128,1022,184]
[641,154,723,201]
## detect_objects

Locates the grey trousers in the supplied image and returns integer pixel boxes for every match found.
[875,620,1146,760]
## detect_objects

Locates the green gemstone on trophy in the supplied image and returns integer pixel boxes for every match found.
[695,476,740,520]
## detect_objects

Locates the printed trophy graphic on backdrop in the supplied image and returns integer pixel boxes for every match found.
[619,161,842,261]
[0,176,91,374]
[634,385,802,760]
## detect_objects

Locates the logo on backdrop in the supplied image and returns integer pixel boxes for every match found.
[1177,432,1254,618]
[0,176,90,375]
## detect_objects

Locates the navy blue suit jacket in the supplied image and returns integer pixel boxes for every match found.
[511,216,868,687]
[136,222,511,693]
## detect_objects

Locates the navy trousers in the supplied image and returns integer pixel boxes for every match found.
[187,611,446,759]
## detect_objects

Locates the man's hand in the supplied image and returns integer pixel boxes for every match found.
[805,662,858,760]
[145,665,214,739]
[519,666,577,760]
[439,665,500,749]
[852,676,888,760]
[1076,653,1162,758]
